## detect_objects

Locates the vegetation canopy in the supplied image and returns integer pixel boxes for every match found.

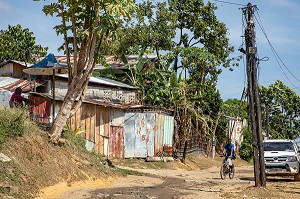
[0,24,48,63]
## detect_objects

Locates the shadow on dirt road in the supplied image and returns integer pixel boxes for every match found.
[90,177,186,199]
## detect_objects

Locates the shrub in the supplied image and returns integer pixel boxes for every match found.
[239,127,253,162]
[0,107,27,146]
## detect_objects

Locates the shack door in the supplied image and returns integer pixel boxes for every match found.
[109,126,124,158]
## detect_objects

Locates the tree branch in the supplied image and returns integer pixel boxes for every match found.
[60,3,72,83]
[71,1,78,78]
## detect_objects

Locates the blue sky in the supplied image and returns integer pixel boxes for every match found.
[0,0,300,100]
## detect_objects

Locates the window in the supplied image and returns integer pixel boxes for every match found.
[263,142,294,152]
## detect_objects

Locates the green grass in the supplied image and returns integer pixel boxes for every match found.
[113,168,145,176]
[0,107,28,148]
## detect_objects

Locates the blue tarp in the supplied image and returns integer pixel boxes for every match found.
[31,53,57,68]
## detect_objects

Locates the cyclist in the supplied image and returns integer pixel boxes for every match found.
[223,138,236,170]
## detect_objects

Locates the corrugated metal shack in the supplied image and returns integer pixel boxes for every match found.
[28,74,141,159]
[124,106,174,158]
[0,58,175,160]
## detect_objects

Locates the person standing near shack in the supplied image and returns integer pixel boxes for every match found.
[9,87,32,107]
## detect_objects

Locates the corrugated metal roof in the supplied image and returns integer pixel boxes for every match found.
[0,60,33,67]
[35,55,157,70]
[30,92,129,109]
[56,74,138,90]
[127,105,174,115]
[0,77,45,92]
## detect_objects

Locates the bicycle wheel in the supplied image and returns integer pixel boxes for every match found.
[229,166,235,179]
[220,164,227,180]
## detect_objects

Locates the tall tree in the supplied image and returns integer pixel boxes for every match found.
[40,0,135,143]
[102,0,235,160]
[260,80,300,139]
[0,24,48,63]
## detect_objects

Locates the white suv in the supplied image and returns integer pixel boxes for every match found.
[263,139,300,180]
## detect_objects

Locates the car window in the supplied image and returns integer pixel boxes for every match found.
[263,142,294,152]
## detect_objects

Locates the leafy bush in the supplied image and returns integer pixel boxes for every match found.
[62,123,87,152]
[0,107,27,146]
[239,127,253,162]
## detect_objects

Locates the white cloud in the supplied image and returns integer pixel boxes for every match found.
[0,1,12,12]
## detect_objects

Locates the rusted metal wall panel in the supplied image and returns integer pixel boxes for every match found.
[124,112,136,158]
[109,126,124,158]
[29,96,51,123]
[154,113,164,156]
[164,115,174,145]
[134,113,147,157]
[124,112,157,158]
[146,112,155,157]
[110,108,125,126]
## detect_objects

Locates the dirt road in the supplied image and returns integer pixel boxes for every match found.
[37,164,300,199]
[37,165,251,199]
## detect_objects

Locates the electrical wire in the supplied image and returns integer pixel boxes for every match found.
[213,0,246,7]
[254,11,300,89]
[241,11,247,90]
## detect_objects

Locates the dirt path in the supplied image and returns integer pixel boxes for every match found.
[106,165,255,199]
[37,165,259,199]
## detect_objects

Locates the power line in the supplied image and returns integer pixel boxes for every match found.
[253,11,300,90]
[213,0,246,7]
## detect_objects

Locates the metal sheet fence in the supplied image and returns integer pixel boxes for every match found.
[124,111,175,158]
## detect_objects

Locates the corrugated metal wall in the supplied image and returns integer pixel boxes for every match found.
[110,108,124,126]
[109,126,124,158]
[133,113,147,157]
[124,110,174,158]
[124,112,136,158]
[145,112,155,157]
[47,101,175,159]
[163,115,174,145]
[29,96,51,123]
[154,113,164,156]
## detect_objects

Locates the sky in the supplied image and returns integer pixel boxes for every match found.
[0,0,300,100]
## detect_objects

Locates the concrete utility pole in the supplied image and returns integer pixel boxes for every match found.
[242,3,266,188]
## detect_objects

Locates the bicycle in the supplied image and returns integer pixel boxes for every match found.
[220,156,235,180]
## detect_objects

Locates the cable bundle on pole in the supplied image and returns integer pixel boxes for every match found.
[242,2,266,188]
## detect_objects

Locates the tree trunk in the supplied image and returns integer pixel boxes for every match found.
[49,95,73,142]
[182,140,188,163]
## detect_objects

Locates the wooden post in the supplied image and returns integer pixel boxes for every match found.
[244,2,266,187]
[52,68,56,125]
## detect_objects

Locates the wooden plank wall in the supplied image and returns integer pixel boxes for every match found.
[69,103,111,156]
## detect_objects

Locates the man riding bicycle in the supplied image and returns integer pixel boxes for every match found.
[223,138,236,169]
